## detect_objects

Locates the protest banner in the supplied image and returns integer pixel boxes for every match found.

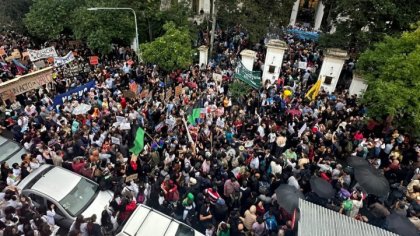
[0,67,53,101]
[89,56,99,65]
[54,51,75,67]
[111,137,121,145]
[52,80,96,106]
[27,47,58,61]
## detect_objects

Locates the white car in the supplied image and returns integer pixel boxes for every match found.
[117,204,204,236]
[17,164,113,229]
[0,135,27,166]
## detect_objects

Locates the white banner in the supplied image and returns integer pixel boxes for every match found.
[28,47,58,61]
[54,51,75,67]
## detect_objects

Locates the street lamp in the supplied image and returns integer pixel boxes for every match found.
[87,7,139,56]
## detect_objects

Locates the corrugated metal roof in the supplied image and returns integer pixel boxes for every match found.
[298,199,398,236]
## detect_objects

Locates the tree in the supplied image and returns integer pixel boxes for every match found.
[320,0,420,52]
[141,22,193,72]
[217,0,295,43]
[24,0,74,39]
[357,23,420,136]
[0,0,31,32]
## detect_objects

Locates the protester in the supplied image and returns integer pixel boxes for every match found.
[0,26,418,236]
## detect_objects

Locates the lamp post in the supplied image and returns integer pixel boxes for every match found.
[87,7,139,56]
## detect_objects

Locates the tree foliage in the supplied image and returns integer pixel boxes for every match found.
[23,0,193,54]
[141,22,193,72]
[0,0,31,32]
[358,23,420,136]
[320,0,420,52]
[217,0,295,43]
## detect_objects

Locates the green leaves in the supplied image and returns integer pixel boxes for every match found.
[141,21,193,72]
[358,23,420,136]
[320,0,420,51]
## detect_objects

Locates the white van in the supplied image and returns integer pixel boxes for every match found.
[117,204,204,236]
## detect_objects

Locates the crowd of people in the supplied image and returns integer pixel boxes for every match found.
[0,24,419,236]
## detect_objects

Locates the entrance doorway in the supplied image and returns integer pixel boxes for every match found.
[296,0,319,26]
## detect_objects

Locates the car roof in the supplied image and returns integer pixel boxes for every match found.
[120,204,203,236]
[19,165,81,201]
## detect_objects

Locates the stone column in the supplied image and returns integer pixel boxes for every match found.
[240,49,257,71]
[318,48,348,93]
[314,1,325,30]
[262,40,287,85]
[289,0,300,26]
[203,0,211,14]
[198,45,209,67]
[349,73,368,97]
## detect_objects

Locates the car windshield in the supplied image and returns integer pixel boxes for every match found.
[59,178,98,216]
[0,141,21,162]
[175,223,195,236]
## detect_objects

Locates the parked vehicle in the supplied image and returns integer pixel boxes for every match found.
[116,204,204,236]
[17,164,113,229]
[0,135,27,166]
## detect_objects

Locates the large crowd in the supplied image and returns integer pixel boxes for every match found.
[0,26,419,236]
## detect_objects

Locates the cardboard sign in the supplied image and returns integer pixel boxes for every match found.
[175,85,183,97]
[298,61,308,70]
[89,56,99,65]
[0,47,5,56]
[125,173,138,182]
[111,136,120,145]
[28,47,58,61]
[0,67,53,101]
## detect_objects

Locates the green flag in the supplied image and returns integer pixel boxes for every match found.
[129,127,145,155]
[187,108,201,125]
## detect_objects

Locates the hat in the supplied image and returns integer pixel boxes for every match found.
[239,146,245,151]
[189,177,197,186]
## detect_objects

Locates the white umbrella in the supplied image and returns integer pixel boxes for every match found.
[72,104,92,115]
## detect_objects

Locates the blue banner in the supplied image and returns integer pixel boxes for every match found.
[287,29,319,41]
[53,80,95,106]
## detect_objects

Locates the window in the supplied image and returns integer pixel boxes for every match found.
[59,178,98,216]
[268,65,276,74]
[324,76,333,85]
[28,193,45,208]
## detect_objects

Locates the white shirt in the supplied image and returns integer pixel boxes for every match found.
[270,161,282,175]
[288,176,300,190]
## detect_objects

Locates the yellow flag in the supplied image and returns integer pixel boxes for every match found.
[305,78,322,100]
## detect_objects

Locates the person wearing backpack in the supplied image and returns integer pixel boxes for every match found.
[252,216,267,236]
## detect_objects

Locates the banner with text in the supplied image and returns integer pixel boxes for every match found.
[53,80,96,106]
[233,61,262,89]
[28,47,58,62]
[0,67,53,101]
[54,51,75,67]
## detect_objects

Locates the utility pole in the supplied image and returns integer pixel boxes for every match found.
[209,0,217,61]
